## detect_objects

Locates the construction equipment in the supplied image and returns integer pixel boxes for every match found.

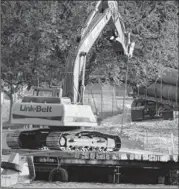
[32,86,62,97]
[22,86,71,105]
[131,68,179,121]
[6,0,135,152]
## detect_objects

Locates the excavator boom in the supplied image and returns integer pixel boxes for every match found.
[63,0,135,104]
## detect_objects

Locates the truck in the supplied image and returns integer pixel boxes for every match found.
[6,0,135,152]
[131,68,178,121]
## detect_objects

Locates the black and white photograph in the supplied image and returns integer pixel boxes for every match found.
[0,0,178,188]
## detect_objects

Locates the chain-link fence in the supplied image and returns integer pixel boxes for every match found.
[6,83,133,122]
[84,83,133,120]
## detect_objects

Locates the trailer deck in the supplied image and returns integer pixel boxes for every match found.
[136,95,178,110]
[3,148,178,166]
[2,148,179,184]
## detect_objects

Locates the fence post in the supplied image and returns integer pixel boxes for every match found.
[90,87,98,116]
[159,131,161,153]
[112,86,114,116]
[145,130,149,150]
[171,132,175,155]
[101,84,103,120]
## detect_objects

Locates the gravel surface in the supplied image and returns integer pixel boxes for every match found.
[12,181,177,188]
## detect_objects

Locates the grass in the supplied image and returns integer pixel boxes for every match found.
[100,116,178,154]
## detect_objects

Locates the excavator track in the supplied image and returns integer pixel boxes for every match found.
[46,132,65,149]
[46,130,121,151]
[6,129,121,152]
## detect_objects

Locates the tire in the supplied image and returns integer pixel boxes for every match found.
[148,111,155,118]
[49,167,68,182]
[1,161,22,172]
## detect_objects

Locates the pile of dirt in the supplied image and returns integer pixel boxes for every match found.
[100,112,131,127]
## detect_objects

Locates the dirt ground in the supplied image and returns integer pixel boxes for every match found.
[11,181,178,188]
[100,113,178,154]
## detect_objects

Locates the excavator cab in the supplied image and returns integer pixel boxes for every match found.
[33,87,62,97]
[21,86,71,104]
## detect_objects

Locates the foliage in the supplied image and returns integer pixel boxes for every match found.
[118,1,178,86]
[1,0,178,93]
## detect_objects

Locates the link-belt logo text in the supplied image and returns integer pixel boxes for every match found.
[20,105,52,112]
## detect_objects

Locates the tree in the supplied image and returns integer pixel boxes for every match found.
[1,1,95,120]
[115,1,178,86]
[1,1,70,120]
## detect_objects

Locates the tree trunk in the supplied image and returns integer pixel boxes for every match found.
[8,96,13,123]
[51,1,58,24]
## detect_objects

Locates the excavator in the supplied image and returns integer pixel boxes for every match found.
[6,0,135,152]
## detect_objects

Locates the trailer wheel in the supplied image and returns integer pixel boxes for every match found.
[1,161,22,172]
[149,111,155,118]
[49,167,68,182]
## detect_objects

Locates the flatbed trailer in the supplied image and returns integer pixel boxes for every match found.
[136,95,179,111]
[131,94,178,121]
[131,67,178,121]
[2,148,179,184]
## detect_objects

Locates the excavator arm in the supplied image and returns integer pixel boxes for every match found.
[63,0,135,104]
